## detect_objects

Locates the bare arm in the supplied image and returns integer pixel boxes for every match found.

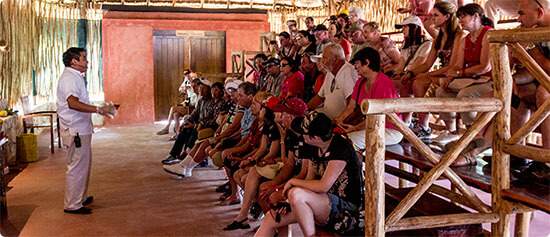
[217,112,244,139]
[67,96,99,113]
[307,95,324,109]
[286,160,346,193]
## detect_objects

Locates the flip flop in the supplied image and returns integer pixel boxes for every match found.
[451,151,478,167]
[445,138,485,153]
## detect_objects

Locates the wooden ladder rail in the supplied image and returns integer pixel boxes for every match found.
[362,98,502,237]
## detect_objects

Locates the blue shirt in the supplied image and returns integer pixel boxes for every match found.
[240,107,256,138]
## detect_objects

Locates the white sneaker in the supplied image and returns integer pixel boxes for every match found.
[432,131,459,144]
[163,164,185,176]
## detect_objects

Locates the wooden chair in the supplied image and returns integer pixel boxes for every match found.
[19,96,60,153]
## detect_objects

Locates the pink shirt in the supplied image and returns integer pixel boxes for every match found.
[351,73,401,130]
[280,71,305,99]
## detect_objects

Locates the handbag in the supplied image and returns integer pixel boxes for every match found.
[342,79,367,126]
[446,76,491,91]
[255,162,285,179]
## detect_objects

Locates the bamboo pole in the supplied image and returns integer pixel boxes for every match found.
[386,213,500,232]
[361,98,502,115]
[488,27,550,43]
[385,112,496,228]
[386,113,492,213]
[364,114,385,237]
[503,144,550,163]
[507,98,550,145]
[509,43,550,93]
[490,42,512,237]
[514,212,532,237]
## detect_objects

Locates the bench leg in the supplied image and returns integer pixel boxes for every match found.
[514,212,531,237]
[398,162,409,188]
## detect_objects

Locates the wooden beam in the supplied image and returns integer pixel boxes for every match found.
[507,98,550,144]
[490,42,512,237]
[361,98,502,115]
[364,115,385,237]
[386,113,492,214]
[488,27,550,43]
[503,144,550,163]
[514,212,532,237]
[385,165,479,211]
[385,112,496,227]
[502,199,536,214]
[386,213,499,232]
[509,43,550,93]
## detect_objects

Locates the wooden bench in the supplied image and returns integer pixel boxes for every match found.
[385,186,483,236]
[502,180,550,213]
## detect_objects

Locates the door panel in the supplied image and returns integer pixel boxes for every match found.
[153,30,225,121]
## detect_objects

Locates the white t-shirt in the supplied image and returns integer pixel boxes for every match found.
[401,40,432,72]
[318,62,358,119]
[56,67,93,136]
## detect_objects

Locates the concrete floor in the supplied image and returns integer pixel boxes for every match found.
[1,124,275,236]
[1,124,549,236]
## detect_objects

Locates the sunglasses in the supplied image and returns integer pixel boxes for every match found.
[295,36,303,40]
[280,63,290,67]
[535,0,544,9]
[265,64,278,69]
[226,88,237,93]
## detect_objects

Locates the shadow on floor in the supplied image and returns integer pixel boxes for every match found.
[1,204,38,237]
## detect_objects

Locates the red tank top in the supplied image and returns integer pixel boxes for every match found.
[464,26,492,77]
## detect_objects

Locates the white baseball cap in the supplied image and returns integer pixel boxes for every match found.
[395,15,423,29]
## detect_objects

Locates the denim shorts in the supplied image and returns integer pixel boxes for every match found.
[318,193,362,235]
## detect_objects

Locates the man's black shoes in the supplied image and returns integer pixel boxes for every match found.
[83,196,94,205]
[64,207,92,215]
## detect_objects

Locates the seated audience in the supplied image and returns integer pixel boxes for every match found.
[434,3,494,148]
[392,16,433,126]
[363,21,401,76]
[308,44,359,120]
[336,47,404,150]
[218,82,258,205]
[161,80,225,165]
[401,1,466,142]
[279,57,305,99]
[349,21,369,60]
[313,24,331,55]
[264,58,286,98]
[300,53,324,103]
[275,32,298,60]
[255,111,364,236]
[157,74,199,138]
[295,30,317,63]
[253,54,269,91]
[328,22,352,61]
[224,93,282,230]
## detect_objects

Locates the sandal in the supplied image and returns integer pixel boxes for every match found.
[168,135,177,141]
[219,196,240,206]
[215,182,231,193]
[223,218,250,231]
[156,128,169,135]
[219,190,232,201]
[451,152,478,167]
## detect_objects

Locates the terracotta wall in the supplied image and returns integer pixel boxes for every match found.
[102,10,270,124]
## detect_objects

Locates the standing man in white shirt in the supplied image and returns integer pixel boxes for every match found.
[307,44,358,119]
[57,47,115,214]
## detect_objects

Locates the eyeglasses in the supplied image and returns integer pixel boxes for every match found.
[295,36,303,40]
[280,63,289,67]
[226,88,237,93]
[265,64,278,69]
[534,0,544,9]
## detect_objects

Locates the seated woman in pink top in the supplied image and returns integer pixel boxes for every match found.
[336,47,403,150]
[279,57,305,99]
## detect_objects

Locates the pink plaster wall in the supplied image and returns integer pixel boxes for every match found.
[102,10,270,124]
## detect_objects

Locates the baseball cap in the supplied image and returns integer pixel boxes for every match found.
[310,54,323,63]
[346,21,364,33]
[262,57,281,66]
[198,78,212,87]
[395,15,423,29]
[313,24,328,32]
[265,97,307,117]
[338,9,349,16]
[290,111,333,137]
[286,20,297,26]
[225,80,242,92]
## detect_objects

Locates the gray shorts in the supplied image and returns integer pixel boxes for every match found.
[318,193,363,235]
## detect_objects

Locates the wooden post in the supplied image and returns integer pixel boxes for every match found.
[490,42,512,237]
[364,114,385,237]
[514,212,532,237]
[398,162,408,188]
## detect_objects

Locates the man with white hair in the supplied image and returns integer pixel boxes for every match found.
[307,44,358,119]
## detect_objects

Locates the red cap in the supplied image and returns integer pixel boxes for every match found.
[265,96,307,117]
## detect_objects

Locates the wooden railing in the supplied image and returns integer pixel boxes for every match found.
[361,27,550,236]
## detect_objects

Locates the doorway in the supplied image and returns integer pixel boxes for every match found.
[153,30,226,121]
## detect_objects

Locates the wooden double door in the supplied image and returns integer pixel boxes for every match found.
[153,30,225,121]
